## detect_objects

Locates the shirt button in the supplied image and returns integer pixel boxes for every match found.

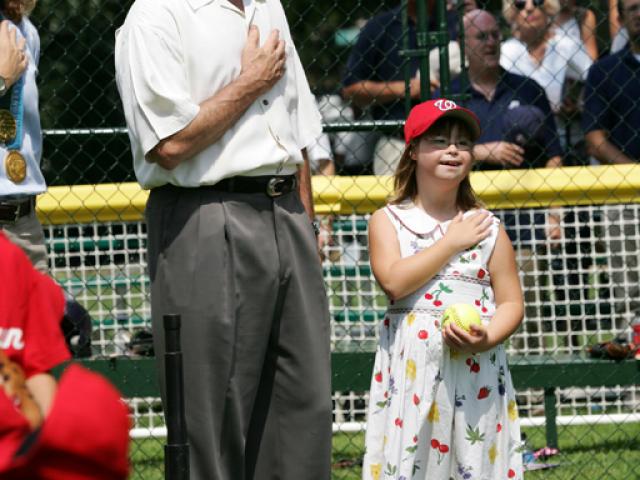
[262,99,269,106]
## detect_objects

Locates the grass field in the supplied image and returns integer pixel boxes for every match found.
[130,422,640,479]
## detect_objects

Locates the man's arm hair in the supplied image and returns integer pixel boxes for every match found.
[585,129,635,164]
[147,26,286,170]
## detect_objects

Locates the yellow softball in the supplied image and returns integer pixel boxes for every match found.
[441,303,482,332]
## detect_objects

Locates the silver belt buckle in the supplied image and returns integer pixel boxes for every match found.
[266,177,286,197]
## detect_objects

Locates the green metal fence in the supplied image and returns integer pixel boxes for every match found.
[20,0,640,478]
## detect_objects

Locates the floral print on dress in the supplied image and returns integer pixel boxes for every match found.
[424,282,452,307]
[362,203,523,480]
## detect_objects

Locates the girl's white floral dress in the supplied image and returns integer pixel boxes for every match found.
[363,202,523,480]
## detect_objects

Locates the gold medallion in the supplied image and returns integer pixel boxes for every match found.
[0,109,16,144]
[5,150,27,183]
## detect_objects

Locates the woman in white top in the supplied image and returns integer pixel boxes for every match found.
[609,0,630,52]
[501,0,593,153]
[553,0,598,60]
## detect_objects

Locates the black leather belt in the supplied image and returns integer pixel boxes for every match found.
[0,198,33,224]
[212,175,297,197]
[159,175,298,198]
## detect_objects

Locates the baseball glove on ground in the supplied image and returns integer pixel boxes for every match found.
[0,350,43,430]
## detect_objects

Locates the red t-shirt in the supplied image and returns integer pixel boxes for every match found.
[0,232,70,377]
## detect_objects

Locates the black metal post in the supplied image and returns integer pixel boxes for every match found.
[164,314,189,480]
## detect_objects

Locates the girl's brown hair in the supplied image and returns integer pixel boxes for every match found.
[389,117,481,212]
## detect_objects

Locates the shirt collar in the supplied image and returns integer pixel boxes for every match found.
[620,45,640,66]
[387,202,492,237]
[461,68,509,101]
[189,0,258,15]
[185,0,217,10]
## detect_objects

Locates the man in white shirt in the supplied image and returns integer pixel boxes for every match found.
[115,1,331,478]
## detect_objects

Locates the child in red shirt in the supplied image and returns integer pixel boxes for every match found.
[0,232,130,479]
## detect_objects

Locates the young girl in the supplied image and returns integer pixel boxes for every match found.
[363,99,524,479]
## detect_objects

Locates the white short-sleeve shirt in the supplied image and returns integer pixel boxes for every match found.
[500,33,593,111]
[114,0,322,189]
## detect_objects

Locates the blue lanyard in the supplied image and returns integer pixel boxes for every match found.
[0,13,25,151]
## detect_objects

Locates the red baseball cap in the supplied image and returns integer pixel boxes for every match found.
[404,99,481,144]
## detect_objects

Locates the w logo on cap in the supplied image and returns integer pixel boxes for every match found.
[434,99,457,111]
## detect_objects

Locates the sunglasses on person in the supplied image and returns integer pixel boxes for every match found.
[513,0,545,10]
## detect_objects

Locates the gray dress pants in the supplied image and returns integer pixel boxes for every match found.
[146,185,332,480]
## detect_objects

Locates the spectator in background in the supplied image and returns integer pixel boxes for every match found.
[501,0,592,163]
[610,0,630,52]
[583,0,640,164]
[551,0,598,166]
[341,0,472,175]
[446,9,562,169]
[428,0,478,89]
[553,0,598,60]
[446,9,562,351]
[582,0,640,330]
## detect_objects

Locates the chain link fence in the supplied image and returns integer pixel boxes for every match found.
[25,0,640,478]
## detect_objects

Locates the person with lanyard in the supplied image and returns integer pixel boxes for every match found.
[0,0,47,272]
[115,0,332,478]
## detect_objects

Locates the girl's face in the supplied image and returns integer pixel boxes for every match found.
[411,122,474,182]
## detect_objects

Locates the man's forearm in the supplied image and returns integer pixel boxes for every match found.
[545,155,562,168]
[342,80,408,108]
[147,74,266,168]
[298,149,315,220]
[586,130,635,164]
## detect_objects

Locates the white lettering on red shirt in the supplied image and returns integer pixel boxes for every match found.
[0,328,25,350]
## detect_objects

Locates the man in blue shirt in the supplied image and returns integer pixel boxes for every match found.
[340,0,469,174]
[0,0,47,272]
[582,0,640,328]
[583,0,640,164]
[446,10,562,170]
